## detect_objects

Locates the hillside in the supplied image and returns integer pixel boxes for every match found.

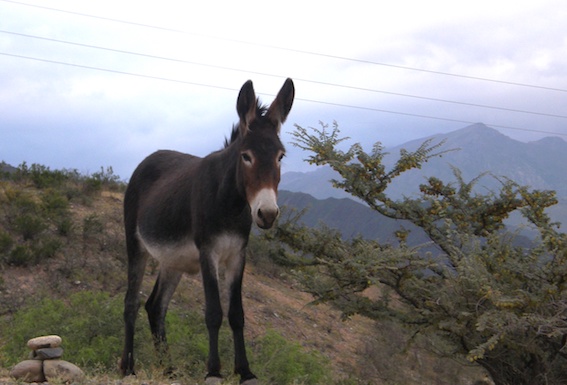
[0,166,486,384]
[278,190,430,246]
[281,123,567,199]
[280,123,567,230]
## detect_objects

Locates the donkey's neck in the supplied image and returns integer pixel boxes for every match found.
[208,144,249,219]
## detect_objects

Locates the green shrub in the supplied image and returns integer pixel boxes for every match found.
[83,176,103,195]
[0,291,215,376]
[0,296,68,362]
[252,329,330,385]
[56,216,74,236]
[0,231,13,255]
[28,163,68,189]
[10,162,68,189]
[83,166,124,195]
[7,244,34,266]
[13,214,46,241]
[0,291,332,383]
[4,188,39,217]
[41,188,69,217]
[83,214,104,238]
[4,238,61,267]
[32,238,61,260]
[0,291,124,370]
[2,188,47,241]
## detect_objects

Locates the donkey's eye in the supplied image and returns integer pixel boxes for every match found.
[241,152,253,163]
[278,153,285,162]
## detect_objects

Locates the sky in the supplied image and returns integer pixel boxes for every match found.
[1,0,566,179]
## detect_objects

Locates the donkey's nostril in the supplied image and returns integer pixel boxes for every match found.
[256,207,278,229]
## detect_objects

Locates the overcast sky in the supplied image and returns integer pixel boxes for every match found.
[1,0,566,179]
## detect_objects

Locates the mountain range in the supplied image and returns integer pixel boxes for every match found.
[278,123,567,240]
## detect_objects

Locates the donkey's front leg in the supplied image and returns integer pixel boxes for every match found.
[200,251,224,382]
[227,251,257,384]
[228,281,257,384]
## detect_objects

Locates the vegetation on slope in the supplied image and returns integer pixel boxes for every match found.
[0,162,335,384]
[0,160,489,384]
[269,123,567,385]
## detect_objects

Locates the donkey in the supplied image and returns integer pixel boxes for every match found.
[120,78,295,384]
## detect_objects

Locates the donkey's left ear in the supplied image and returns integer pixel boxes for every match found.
[267,78,295,129]
[236,80,257,134]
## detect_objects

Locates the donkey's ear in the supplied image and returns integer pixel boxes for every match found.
[236,80,257,134]
[267,78,295,129]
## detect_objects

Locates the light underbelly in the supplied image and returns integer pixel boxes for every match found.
[139,235,201,274]
[137,231,246,276]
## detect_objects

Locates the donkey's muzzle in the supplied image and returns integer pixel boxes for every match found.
[250,188,279,229]
[256,207,279,229]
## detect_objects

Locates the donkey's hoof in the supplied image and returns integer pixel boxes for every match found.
[205,376,223,385]
[241,378,259,385]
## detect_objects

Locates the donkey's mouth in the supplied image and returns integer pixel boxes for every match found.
[256,207,280,229]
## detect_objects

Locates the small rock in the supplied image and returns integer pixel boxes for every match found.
[44,359,85,382]
[10,359,46,382]
[27,335,62,350]
[32,347,64,360]
[205,376,223,385]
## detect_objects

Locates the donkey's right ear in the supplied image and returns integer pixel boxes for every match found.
[267,78,295,129]
[236,80,257,134]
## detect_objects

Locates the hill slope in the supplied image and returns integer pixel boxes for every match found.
[280,123,567,228]
[278,190,431,246]
[0,172,484,384]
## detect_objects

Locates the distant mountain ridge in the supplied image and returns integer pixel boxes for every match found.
[279,123,566,237]
[383,123,567,198]
[281,123,567,199]
[277,190,436,248]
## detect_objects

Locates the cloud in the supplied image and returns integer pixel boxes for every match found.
[1,0,566,179]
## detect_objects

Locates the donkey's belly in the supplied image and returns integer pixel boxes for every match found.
[138,235,201,274]
[137,232,246,276]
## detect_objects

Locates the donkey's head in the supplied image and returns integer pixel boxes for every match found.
[235,78,294,229]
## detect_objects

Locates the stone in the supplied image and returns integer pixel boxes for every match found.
[10,359,46,382]
[32,347,64,360]
[205,376,223,385]
[27,335,62,350]
[44,359,85,382]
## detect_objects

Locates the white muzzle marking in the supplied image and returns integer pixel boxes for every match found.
[250,187,279,229]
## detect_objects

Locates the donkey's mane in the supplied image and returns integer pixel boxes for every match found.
[224,99,269,148]
[224,126,240,148]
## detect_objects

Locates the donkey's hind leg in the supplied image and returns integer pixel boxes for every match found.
[121,239,149,376]
[145,268,182,371]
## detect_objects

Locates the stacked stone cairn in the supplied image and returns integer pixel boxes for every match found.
[10,335,85,383]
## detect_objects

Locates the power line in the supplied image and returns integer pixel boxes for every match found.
[2,29,566,120]
[0,52,238,92]
[2,51,565,139]
[2,0,567,93]
[298,97,566,137]
[299,79,567,119]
